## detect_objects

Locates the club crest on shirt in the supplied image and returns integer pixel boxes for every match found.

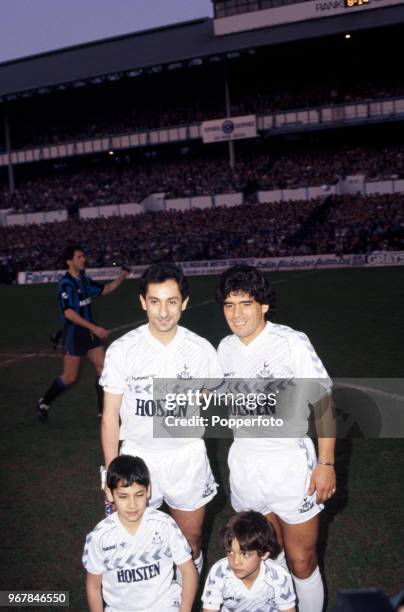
[256,362,273,379]
[176,365,192,379]
[152,530,163,545]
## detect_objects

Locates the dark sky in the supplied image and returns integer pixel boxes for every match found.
[0,0,213,63]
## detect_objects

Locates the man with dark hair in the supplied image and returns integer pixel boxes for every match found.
[100,262,222,574]
[216,264,336,612]
[37,244,128,422]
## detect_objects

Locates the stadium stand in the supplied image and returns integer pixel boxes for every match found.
[1,141,404,213]
[4,74,404,150]
[1,6,404,282]
[1,194,403,273]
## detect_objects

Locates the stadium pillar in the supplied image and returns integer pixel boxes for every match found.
[4,105,15,195]
[224,67,235,170]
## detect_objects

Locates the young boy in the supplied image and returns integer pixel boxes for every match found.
[83,455,198,612]
[202,511,296,612]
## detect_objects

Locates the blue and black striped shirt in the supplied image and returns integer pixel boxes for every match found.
[58,272,103,324]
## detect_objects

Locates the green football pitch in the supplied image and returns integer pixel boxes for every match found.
[0,267,403,611]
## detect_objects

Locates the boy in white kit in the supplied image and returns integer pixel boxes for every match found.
[202,511,295,612]
[100,263,222,570]
[83,455,198,612]
[216,265,336,612]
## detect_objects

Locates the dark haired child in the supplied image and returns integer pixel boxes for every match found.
[83,455,198,612]
[202,511,295,612]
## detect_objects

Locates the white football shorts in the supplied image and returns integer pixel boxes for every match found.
[120,438,217,511]
[228,438,323,524]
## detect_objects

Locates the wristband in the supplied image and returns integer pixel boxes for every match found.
[100,466,107,490]
[317,461,334,467]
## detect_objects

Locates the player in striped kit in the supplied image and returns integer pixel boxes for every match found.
[100,263,222,573]
[37,244,128,422]
[216,265,336,612]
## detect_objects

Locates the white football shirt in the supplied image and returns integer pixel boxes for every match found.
[101,324,223,449]
[83,507,191,612]
[202,557,295,611]
[217,321,332,449]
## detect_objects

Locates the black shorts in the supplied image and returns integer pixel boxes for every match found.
[63,325,103,357]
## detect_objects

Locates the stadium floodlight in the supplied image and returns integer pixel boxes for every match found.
[107,73,122,81]
[188,58,203,66]
[168,62,183,70]
[345,33,352,39]
[127,69,143,77]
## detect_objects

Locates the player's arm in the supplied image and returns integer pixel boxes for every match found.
[101,391,122,468]
[177,559,198,612]
[85,572,103,612]
[64,308,108,340]
[309,394,336,503]
[102,268,129,296]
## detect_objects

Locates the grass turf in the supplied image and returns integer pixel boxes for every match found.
[0,267,403,610]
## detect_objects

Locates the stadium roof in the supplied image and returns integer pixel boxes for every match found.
[1,6,404,100]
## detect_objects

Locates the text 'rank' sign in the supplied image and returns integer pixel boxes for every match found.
[201,115,257,143]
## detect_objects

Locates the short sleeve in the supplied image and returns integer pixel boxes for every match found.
[100,339,126,394]
[82,531,104,575]
[291,334,332,403]
[274,568,296,610]
[166,516,192,567]
[58,279,75,311]
[217,338,233,376]
[205,343,224,388]
[201,562,224,610]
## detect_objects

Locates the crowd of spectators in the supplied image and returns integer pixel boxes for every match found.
[1,144,404,214]
[1,193,403,275]
[299,193,404,255]
[3,74,404,150]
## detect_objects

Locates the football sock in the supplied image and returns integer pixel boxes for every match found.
[292,566,324,612]
[42,376,68,406]
[95,377,104,416]
[274,550,289,571]
[194,552,203,575]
